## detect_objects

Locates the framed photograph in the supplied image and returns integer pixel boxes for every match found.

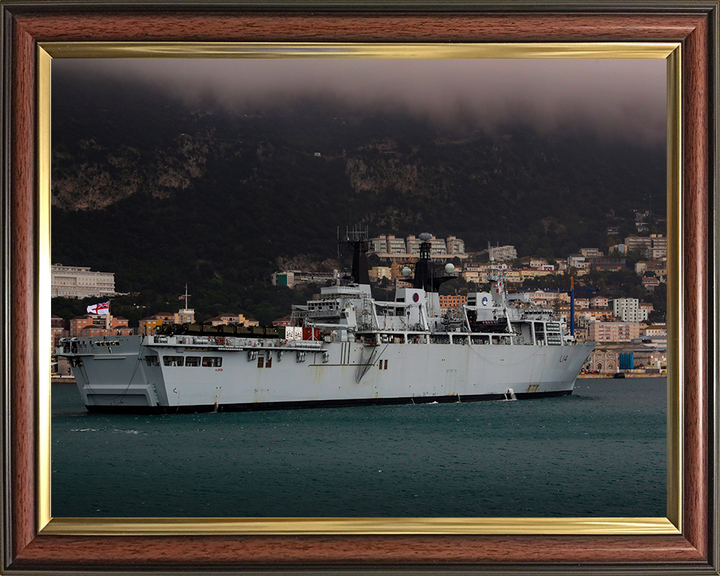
[1,2,717,573]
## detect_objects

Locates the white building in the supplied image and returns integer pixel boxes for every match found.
[489,245,517,262]
[613,298,649,322]
[51,264,116,299]
[370,234,468,260]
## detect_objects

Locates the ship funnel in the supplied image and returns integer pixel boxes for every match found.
[343,225,370,285]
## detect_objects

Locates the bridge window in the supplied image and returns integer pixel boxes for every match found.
[163,356,184,367]
[203,357,222,367]
[186,356,201,367]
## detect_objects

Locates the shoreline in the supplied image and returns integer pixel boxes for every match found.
[577,373,666,379]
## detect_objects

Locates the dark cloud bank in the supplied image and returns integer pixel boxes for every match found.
[55,57,666,146]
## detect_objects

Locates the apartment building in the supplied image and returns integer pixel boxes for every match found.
[588,321,642,342]
[489,245,517,262]
[580,248,603,258]
[370,234,468,260]
[625,234,666,259]
[567,254,588,270]
[613,298,649,322]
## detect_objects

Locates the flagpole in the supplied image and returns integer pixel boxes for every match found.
[106,300,111,332]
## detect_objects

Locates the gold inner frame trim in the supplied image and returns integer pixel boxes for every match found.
[41,41,678,60]
[37,42,682,537]
[44,516,678,536]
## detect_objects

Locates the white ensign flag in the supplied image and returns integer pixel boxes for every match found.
[86,301,110,315]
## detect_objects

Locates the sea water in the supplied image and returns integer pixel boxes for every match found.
[51,378,666,518]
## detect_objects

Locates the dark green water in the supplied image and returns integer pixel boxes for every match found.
[52,378,666,518]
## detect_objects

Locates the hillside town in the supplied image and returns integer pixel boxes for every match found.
[51,224,668,378]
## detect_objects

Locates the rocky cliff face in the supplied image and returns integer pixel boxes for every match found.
[52,133,211,211]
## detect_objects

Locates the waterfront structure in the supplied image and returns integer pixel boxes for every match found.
[588,348,619,374]
[51,264,116,299]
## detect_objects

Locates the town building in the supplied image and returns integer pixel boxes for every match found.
[578,308,616,322]
[207,312,249,326]
[438,294,466,311]
[625,234,666,259]
[51,264,116,299]
[590,258,626,272]
[588,321,642,342]
[524,289,570,307]
[519,269,556,282]
[528,257,548,269]
[574,298,590,310]
[272,270,336,288]
[139,312,174,335]
[642,276,661,291]
[51,315,67,348]
[369,266,392,282]
[580,248,603,258]
[489,245,517,262]
[635,260,667,279]
[590,296,610,309]
[369,234,468,260]
[70,314,131,337]
[613,298,649,322]
[567,254,588,270]
[643,324,667,338]
[588,348,620,374]
[461,269,485,284]
[174,307,195,325]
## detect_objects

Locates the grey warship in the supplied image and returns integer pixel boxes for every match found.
[57,231,595,413]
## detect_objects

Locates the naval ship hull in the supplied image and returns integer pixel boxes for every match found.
[61,334,595,414]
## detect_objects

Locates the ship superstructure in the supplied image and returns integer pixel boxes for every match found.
[57,231,595,413]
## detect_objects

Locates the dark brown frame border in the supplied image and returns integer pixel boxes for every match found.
[1,2,717,573]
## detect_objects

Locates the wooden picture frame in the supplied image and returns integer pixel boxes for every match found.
[1,2,717,573]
